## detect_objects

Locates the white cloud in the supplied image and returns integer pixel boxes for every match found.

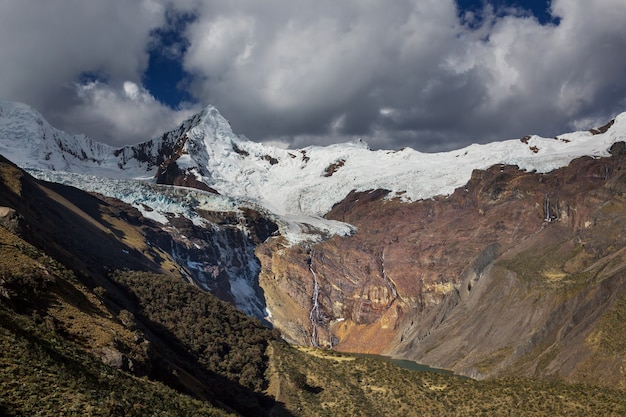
[179,0,626,149]
[66,81,200,146]
[0,0,625,150]
[0,0,189,145]
[0,0,165,101]
[181,1,463,140]
[459,0,626,134]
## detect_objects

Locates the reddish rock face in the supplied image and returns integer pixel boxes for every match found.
[258,143,626,387]
[155,134,218,193]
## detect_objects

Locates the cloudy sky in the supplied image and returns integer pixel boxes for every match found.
[1,0,625,151]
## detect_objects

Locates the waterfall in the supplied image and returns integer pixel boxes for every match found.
[309,255,322,348]
[381,249,400,307]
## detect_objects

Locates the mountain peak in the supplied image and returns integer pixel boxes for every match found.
[199,103,225,120]
[179,104,237,140]
[0,100,116,173]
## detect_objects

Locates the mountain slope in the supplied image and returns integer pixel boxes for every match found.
[0,302,232,417]
[0,154,174,281]
[260,143,626,387]
[4,156,626,416]
[4,99,626,389]
[0,157,284,415]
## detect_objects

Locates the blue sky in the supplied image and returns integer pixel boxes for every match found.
[457,0,555,24]
[1,1,625,151]
[143,10,196,108]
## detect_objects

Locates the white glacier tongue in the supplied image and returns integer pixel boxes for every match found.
[28,170,237,226]
[2,99,626,243]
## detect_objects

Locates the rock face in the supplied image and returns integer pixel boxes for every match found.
[257,145,626,388]
[144,205,277,318]
[0,206,22,235]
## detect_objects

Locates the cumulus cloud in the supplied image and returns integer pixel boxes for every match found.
[0,0,166,98]
[180,0,626,150]
[0,0,187,144]
[1,0,625,151]
[65,81,200,146]
[183,1,462,143]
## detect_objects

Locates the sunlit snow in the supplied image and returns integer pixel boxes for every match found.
[2,99,626,244]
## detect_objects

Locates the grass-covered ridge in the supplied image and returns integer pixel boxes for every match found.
[0,226,232,416]
[593,292,626,355]
[0,219,284,416]
[268,342,626,417]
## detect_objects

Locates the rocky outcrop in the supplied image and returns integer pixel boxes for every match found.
[157,159,218,193]
[146,210,271,318]
[0,206,22,235]
[154,134,218,193]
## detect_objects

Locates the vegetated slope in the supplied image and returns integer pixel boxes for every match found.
[267,342,626,417]
[0,227,232,416]
[0,155,283,416]
[0,154,178,284]
[107,270,280,415]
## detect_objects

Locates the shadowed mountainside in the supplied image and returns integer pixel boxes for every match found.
[0,155,285,416]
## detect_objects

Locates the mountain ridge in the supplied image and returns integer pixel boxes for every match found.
[2,154,626,415]
[2,99,625,222]
[4,99,626,390]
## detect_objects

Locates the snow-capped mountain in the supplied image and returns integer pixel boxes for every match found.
[2,99,625,238]
[5,100,626,385]
[0,101,117,173]
[2,99,625,311]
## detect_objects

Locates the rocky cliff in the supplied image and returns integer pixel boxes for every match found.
[257,142,626,387]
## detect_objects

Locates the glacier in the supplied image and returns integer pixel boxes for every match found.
[2,99,626,229]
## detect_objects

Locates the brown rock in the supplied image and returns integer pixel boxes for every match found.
[98,347,126,369]
[0,206,22,234]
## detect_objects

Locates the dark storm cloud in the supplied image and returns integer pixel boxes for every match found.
[1,0,626,150]
[182,0,626,150]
